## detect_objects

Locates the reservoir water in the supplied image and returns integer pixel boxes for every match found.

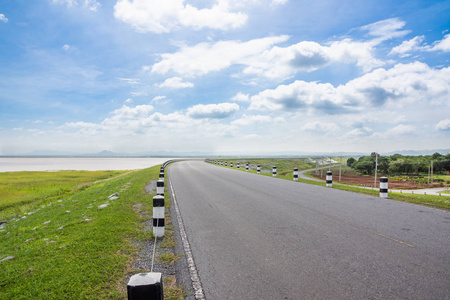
[0,157,180,172]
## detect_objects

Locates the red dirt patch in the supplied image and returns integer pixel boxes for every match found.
[312,174,445,190]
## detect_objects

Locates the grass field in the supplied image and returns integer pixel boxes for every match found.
[0,166,184,299]
[0,170,128,221]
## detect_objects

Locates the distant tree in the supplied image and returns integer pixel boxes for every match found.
[390,153,402,161]
[347,157,356,167]
[378,157,390,174]
[354,160,375,175]
[432,152,443,160]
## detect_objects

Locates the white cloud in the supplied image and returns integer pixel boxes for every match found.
[151,95,167,103]
[386,124,416,135]
[389,34,450,56]
[125,98,133,103]
[359,18,410,42]
[187,102,239,119]
[158,77,194,89]
[62,44,71,51]
[435,119,450,131]
[0,14,8,23]
[248,62,450,113]
[346,127,374,137]
[248,80,344,112]
[231,92,250,102]
[151,35,289,77]
[429,34,450,52]
[114,0,247,33]
[390,36,425,57]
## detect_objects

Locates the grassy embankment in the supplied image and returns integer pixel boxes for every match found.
[0,166,184,299]
[212,159,450,211]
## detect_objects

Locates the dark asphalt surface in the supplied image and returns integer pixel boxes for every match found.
[169,161,450,300]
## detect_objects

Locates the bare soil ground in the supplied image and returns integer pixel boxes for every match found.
[312,174,446,190]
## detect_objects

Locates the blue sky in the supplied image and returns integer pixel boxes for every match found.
[1,0,449,155]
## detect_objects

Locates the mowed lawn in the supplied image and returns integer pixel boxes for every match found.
[0,166,159,299]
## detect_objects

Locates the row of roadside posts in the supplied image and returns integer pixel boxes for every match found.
[127,166,167,300]
[211,161,389,198]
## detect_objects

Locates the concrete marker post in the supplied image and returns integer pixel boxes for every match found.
[272,166,277,177]
[246,163,249,172]
[237,162,240,169]
[380,177,388,198]
[230,162,233,168]
[293,168,298,181]
[127,272,164,300]
[326,171,332,187]
[159,172,164,180]
[257,165,261,174]
[156,179,164,196]
[152,195,165,237]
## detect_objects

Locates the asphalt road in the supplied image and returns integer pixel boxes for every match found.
[168,161,450,300]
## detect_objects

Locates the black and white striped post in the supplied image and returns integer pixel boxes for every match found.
[225,162,227,167]
[230,162,233,168]
[257,165,261,174]
[127,272,164,300]
[293,168,298,181]
[246,163,249,172]
[326,171,332,187]
[153,195,165,237]
[380,177,388,198]
[237,162,240,169]
[156,179,164,196]
[159,171,164,180]
[272,166,277,177]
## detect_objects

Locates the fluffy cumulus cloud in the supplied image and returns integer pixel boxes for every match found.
[158,77,194,89]
[114,0,247,33]
[435,119,450,131]
[187,102,239,119]
[249,62,450,112]
[231,92,250,102]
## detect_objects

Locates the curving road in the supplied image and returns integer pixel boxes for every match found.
[168,161,450,300]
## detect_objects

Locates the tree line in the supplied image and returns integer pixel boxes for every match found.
[347,152,450,176]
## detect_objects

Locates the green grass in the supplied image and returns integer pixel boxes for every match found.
[0,170,128,221]
[0,166,161,299]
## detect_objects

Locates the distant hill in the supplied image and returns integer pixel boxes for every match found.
[2,148,449,157]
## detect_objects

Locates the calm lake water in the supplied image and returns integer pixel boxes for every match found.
[0,157,179,172]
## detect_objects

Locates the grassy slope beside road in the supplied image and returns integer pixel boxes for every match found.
[0,166,176,299]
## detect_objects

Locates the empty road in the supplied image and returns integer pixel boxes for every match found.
[168,161,450,300]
